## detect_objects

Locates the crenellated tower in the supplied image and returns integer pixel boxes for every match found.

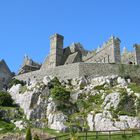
[134,44,140,65]
[49,33,64,68]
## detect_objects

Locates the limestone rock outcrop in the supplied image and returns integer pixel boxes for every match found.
[8,75,140,131]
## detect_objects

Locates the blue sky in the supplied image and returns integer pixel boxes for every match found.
[0,0,140,72]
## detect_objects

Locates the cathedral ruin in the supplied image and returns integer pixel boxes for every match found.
[15,33,140,81]
[19,33,140,75]
[1,34,140,90]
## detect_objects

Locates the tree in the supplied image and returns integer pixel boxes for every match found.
[26,127,32,140]
[0,91,14,106]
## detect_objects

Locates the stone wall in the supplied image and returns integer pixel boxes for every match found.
[15,62,140,82]
[121,51,135,64]
[79,63,119,77]
[134,44,140,65]
[79,63,140,78]
[15,63,80,81]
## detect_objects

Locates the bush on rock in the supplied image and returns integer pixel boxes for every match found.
[0,91,14,107]
[8,78,26,88]
[51,86,70,102]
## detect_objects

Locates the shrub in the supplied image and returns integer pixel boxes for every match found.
[26,127,32,140]
[0,91,14,107]
[88,94,103,105]
[116,94,136,116]
[76,99,93,113]
[8,78,26,88]
[51,85,71,113]
[51,86,70,102]
[48,77,61,89]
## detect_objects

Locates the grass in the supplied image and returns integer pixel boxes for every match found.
[40,130,140,140]
[47,131,140,140]
[88,94,103,105]
[105,88,113,94]
[94,84,105,90]
[39,128,140,140]
[128,83,140,93]
[79,135,140,140]
[1,126,140,140]
[0,120,15,134]
[0,106,16,110]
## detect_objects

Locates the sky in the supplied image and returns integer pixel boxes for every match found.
[0,0,140,73]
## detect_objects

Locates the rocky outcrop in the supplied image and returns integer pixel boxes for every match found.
[102,92,120,110]
[12,120,26,130]
[87,113,94,131]
[8,75,140,131]
[9,84,37,119]
[9,77,68,131]
[0,107,24,122]
[94,113,119,131]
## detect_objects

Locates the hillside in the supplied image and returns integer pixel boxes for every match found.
[4,75,140,132]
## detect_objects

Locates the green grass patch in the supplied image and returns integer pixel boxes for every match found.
[88,94,103,105]
[78,135,140,140]
[0,120,15,134]
[94,85,105,90]
[128,83,140,93]
[105,88,113,94]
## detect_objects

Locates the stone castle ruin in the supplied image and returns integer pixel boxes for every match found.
[18,55,41,75]
[16,33,140,81]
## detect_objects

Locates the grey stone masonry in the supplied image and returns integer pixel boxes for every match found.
[49,34,64,68]
[134,44,140,65]
[15,63,80,82]
[15,62,140,81]
[78,63,140,78]
[84,36,121,64]
[16,33,140,82]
